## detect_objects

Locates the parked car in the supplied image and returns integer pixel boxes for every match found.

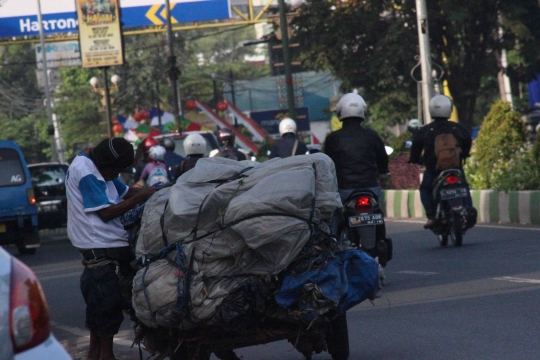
[28,163,69,229]
[0,246,72,359]
[0,141,40,255]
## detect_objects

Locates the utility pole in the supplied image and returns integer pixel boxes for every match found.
[101,67,113,138]
[165,0,181,125]
[415,0,433,124]
[37,0,58,162]
[278,0,296,120]
[229,69,238,127]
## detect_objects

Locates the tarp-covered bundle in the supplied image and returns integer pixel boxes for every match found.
[132,154,378,329]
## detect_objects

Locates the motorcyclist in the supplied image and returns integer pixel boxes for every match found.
[170,133,207,178]
[269,118,308,158]
[213,128,247,160]
[160,137,184,181]
[324,93,389,202]
[408,94,473,229]
[135,145,169,188]
[133,137,158,183]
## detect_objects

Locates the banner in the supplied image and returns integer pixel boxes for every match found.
[75,0,124,68]
[35,41,82,70]
[0,0,232,39]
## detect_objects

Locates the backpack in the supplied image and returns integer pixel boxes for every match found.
[434,132,461,171]
[146,162,169,187]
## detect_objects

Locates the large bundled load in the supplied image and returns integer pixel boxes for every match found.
[132,154,378,330]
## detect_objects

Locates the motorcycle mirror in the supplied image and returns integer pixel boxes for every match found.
[385,146,394,155]
[403,141,412,149]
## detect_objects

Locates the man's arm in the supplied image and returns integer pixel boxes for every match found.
[408,129,424,164]
[374,135,389,174]
[96,187,155,222]
[457,125,472,158]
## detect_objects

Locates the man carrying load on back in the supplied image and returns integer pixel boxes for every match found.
[408,95,473,229]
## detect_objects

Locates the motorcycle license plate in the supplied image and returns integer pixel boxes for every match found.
[349,213,384,227]
[440,187,468,200]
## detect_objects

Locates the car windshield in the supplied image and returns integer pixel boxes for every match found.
[0,148,25,187]
[30,165,68,187]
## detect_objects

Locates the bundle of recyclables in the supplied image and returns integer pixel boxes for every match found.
[131,154,379,331]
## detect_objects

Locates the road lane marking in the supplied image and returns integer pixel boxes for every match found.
[493,276,540,284]
[351,272,540,311]
[396,271,438,276]
[387,219,540,231]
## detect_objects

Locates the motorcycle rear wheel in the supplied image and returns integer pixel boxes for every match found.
[438,234,448,247]
[451,213,463,247]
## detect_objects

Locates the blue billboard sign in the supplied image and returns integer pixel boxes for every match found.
[0,0,231,39]
[250,107,310,138]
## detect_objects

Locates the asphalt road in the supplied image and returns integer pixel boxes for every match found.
[7,221,540,360]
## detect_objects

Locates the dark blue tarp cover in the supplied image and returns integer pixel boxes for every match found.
[275,249,379,315]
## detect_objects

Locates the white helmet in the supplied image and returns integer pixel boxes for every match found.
[279,118,297,136]
[148,145,166,161]
[429,95,453,118]
[336,93,367,121]
[183,133,206,156]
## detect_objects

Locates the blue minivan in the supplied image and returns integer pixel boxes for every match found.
[0,141,40,255]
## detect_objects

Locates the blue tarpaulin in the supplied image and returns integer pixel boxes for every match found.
[275,249,379,315]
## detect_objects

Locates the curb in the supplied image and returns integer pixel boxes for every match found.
[382,190,540,225]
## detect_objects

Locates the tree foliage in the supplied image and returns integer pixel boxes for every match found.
[293,0,540,132]
[466,101,527,189]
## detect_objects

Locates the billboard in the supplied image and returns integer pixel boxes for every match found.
[35,41,82,69]
[250,107,310,139]
[0,0,231,39]
[76,0,124,67]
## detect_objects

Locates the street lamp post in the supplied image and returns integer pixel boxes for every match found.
[278,0,296,120]
[211,73,218,109]
[415,0,434,124]
[90,69,120,137]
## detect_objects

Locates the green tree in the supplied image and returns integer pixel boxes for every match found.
[466,101,527,189]
[293,0,540,132]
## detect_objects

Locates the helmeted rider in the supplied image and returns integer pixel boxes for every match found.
[324,92,389,202]
[408,94,473,229]
[269,118,308,158]
[135,145,169,188]
[170,133,207,179]
[133,137,158,183]
[214,128,247,161]
[160,137,184,181]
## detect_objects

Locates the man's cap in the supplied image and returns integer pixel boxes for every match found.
[91,137,134,169]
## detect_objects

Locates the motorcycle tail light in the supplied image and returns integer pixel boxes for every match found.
[445,175,460,185]
[355,197,371,211]
[10,258,51,353]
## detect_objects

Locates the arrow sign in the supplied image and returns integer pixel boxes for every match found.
[145,4,163,25]
[161,3,179,24]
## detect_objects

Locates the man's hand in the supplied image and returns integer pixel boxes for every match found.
[96,187,156,223]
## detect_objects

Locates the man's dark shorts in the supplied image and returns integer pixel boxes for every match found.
[80,263,124,337]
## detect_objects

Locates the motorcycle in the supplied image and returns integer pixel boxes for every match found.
[338,189,393,268]
[430,169,477,247]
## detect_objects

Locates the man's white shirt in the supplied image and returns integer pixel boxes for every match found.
[66,153,129,249]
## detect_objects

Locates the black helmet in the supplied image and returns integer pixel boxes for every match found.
[217,128,235,147]
[160,137,175,152]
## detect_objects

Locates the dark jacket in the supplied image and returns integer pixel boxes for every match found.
[409,118,472,171]
[214,146,247,161]
[269,133,308,159]
[171,154,204,178]
[324,120,389,189]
